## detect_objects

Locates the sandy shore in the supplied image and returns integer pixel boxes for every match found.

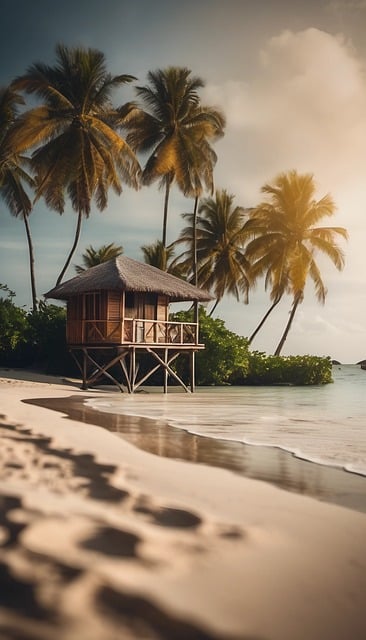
[1,369,366,640]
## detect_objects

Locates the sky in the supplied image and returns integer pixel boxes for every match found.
[1,0,366,363]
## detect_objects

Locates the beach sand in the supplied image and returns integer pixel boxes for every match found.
[1,369,366,640]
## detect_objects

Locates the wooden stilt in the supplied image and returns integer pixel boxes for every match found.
[85,351,125,391]
[131,347,136,393]
[146,348,190,393]
[119,354,131,393]
[163,348,168,393]
[82,348,88,390]
[190,350,195,393]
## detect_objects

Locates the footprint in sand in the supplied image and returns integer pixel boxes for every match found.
[134,498,202,529]
[81,526,141,558]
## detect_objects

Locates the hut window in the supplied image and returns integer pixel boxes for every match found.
[84,293,102,320]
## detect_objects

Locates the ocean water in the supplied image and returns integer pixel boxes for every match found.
[86,365,366,478]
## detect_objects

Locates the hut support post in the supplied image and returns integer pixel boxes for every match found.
[163,348,168,393]
[130,348,136,393]
[119,353,132,393]
[69,347,128,392]
[82,348,88,389]
[69,347,89,390]
[145,348,190,393]
[190,351,195,393]
[84,350,125,392]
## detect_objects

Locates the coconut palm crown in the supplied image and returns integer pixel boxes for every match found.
[125,67,225,248]
[10,44,141,285]
[75,243,124,274]
[141,239,187,278]
[244,170,348,353]
[174,189,251,315]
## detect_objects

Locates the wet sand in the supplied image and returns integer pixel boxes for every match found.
[25,393,366,514]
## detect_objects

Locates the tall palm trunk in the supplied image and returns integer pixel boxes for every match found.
[249,298,281,345]
[56,209,83,286]
[162,176,172,250]
[23,213,37,311]
[274,296,301,356]
[193,195,199,286]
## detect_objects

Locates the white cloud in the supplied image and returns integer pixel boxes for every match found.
[203,26,366,226]
[202,28,366,361]
[207,27,366,188]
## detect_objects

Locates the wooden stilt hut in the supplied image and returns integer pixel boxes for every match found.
[45,256,212,393]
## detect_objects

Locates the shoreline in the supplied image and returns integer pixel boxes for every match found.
[24,392,366,514]
[1,369,366,639]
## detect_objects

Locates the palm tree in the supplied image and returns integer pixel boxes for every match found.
[244,170,348,354]
[124,67,225,249]
[75,242,123,274]
[11,44,140,286]
[0,86,37,310]
[174,189,251,315]
[141,239,187,278]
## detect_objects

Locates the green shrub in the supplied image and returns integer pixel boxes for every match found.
[171,308,250,385]
[26,301,72,374]
[0,288,74,374]
[0,285,29,365]
[171,309,332,386]
[243,351,333,385]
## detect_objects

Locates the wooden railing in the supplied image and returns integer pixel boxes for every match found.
[67,318,199,345]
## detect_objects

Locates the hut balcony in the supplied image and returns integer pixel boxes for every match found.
[66,317,201,347]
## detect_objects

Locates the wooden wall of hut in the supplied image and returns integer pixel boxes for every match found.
[66,291,169,346]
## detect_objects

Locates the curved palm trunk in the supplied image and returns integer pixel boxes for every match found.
[193,195,199,286]
[274,296,301,356]
[162,178,172,250]
[56,209,83,286]
[23,213,37,311]
[208,298,220,317]
[248,298,281,345]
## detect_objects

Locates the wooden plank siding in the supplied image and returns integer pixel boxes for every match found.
[66,291,199,347]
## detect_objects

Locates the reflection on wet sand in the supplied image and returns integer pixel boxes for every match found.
[24,395,366,514]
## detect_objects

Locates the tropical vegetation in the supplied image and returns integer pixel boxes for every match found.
[0,284,28,358]
[0,290,333,385]
[244,351,333,386]
[75,243,123,273]
[0,87,36,309]
[9,43,140,286]
[244,170,347,354]
[0,285,70,373]
[171,308,250,385]
[173,189,251,315]
[141,239,186,277]
[1,44,348,373]
[124,67,225,249]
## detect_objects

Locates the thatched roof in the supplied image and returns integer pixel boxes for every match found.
[45,256,213,303]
